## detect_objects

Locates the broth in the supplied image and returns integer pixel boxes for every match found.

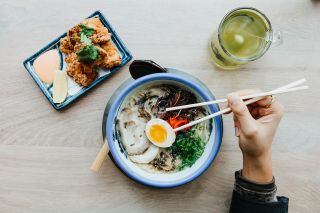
[116,84,212,173]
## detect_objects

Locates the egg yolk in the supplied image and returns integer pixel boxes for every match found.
[148,124,167,143]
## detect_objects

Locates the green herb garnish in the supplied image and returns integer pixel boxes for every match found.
[80,24,94,37]
[77,24,99,63]
[170,130,205,170]
[77,45,100,63]
[80,33,92,45]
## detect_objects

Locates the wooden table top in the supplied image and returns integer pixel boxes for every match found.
[1,0,319,212]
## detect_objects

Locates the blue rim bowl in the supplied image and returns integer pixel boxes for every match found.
[105,72,223,188]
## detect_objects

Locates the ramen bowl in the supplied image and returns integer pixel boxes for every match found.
[102,62,223,188]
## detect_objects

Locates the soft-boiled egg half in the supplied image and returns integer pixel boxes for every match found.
[145,119,176,148]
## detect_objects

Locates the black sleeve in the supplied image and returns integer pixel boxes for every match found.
[229,170,289,213]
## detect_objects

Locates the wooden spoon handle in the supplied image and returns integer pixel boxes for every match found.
[90,141,109,172]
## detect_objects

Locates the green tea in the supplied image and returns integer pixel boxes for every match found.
[209,8,272,69]
[221,11,268,59]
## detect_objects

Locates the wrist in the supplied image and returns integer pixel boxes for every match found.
[242,151,273,183]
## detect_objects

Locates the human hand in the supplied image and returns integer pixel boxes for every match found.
[227,90,284,183]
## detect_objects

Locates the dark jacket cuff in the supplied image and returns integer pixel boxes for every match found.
[230,190,289,213]
[234,170,277,202]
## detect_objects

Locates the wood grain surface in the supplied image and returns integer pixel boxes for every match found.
[1,0,320,212]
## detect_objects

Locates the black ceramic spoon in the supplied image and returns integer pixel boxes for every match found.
[129,60,167,79]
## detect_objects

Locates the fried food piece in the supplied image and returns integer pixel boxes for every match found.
[60,37,74,54]
[59,17,121,87]
[91,31,111,44]
[67,25,81,44]
[92,41,121,69]
[81,18,111,44]
[81,17,104,28]
[60,18,110,54]
[99,41,122,69]
[65,53,98,86]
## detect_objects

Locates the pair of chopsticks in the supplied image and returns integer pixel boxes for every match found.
[170,78,308,132]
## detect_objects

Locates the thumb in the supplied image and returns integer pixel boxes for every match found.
[227,93,257,136]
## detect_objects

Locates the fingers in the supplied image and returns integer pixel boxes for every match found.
[257,101,284,123]
[250,101,280,119]
[259,100,284,119]
[230,89,273,108]
[253,96,273,107]
[251,106,273,118]
[233,115,241,137]
[250,107,260,118]
[227,93,257,136]
[227,89,283,138]
[269,101,284,119]
[258,107,273,116]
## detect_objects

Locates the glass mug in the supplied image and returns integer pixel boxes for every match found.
[209,7,282,70]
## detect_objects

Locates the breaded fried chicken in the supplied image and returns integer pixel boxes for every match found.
[65,53,98,86]
[81,18,111,44]
[99,41,122,69]
[59,17,122,87]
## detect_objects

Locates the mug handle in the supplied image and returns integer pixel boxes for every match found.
[129,60,167,80]
[271,29,283,47]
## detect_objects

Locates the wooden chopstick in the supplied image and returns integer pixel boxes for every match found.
[173,84,308,132]
[90,140,110,172]
[166,78,307,112]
